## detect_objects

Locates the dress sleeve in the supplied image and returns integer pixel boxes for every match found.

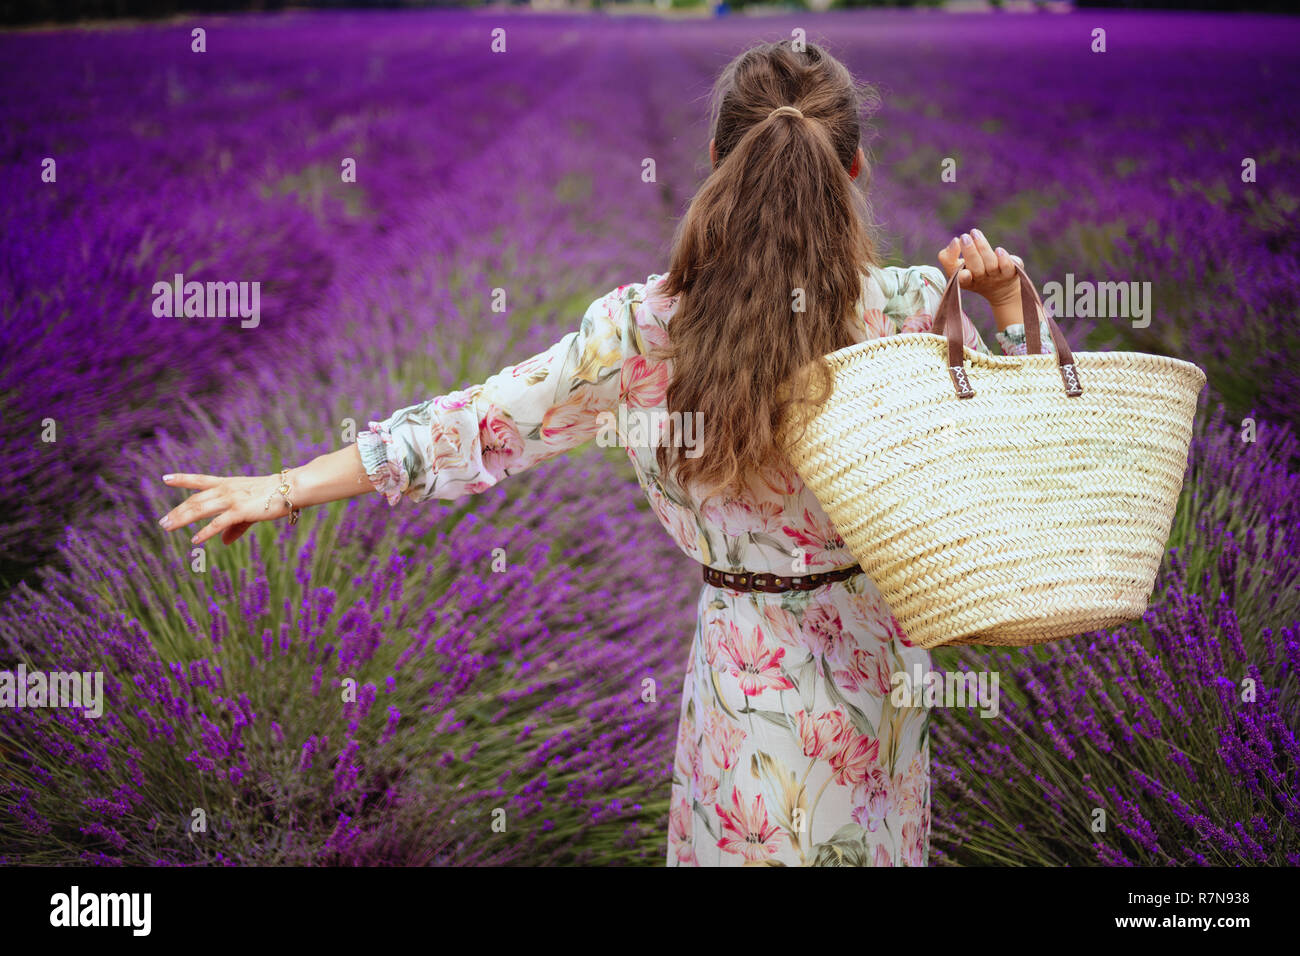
[993,313,1056,356]
[887,264,1055,357]
[356,281,645,505]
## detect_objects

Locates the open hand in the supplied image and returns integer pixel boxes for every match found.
[158,472,294,546]
[938,228,1023,307]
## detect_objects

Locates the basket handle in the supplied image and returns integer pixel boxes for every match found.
[931,260,1084,400]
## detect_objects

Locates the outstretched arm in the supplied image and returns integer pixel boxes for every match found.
[158,281,646,546]
[353,280,643,505]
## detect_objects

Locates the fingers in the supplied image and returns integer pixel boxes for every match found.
[959,231,991,285]
[993,246,1018,281]
[158,473,275,546]
[159,491,229,532]
[949,229,1027,294]
[958,233,982,282]
[162,473,223,491]
[969,229,1000,276]
[937,237,961,280]
[191,512,235,547]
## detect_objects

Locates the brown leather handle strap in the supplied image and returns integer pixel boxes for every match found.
[931,261,1083,399]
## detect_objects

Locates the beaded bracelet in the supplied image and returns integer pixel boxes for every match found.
[264,467,301,525]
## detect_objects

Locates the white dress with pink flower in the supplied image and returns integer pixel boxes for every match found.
[356,264,1052,867]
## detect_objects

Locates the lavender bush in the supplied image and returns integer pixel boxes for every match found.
[0,462,696,864]
[2,10,1297,864]
[932,402,1299,866]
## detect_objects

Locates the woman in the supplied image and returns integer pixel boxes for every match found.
[159,39,1052,866]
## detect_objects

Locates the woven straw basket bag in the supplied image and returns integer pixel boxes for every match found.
[782,263,1207,649]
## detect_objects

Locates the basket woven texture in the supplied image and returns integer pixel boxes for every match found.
[782,264,1207,648]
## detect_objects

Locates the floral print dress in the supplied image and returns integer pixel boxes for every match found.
[356,264,1053,867]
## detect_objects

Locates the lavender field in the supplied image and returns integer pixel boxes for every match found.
[1,9,1297,865]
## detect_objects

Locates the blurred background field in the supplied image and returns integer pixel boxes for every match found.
[7,0,1300,29]
[0,7,1296,865]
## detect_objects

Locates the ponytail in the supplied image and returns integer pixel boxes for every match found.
[655,39,880,500]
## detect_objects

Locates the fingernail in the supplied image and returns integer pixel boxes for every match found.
[158,516,170,528]
[961,233,972,245]
[972,228,984,239]
[162,474,174,481]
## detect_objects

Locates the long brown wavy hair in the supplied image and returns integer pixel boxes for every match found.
[653,39,881,500]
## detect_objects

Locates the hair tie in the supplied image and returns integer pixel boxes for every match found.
[768,105,804,120]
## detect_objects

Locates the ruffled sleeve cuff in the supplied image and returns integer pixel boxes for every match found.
[356,420,410,506]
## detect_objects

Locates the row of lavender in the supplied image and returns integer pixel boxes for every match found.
[1,10,1296,864]
[0,12,695,578]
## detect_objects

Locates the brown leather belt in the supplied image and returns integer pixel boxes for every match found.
[702,564,860,593]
